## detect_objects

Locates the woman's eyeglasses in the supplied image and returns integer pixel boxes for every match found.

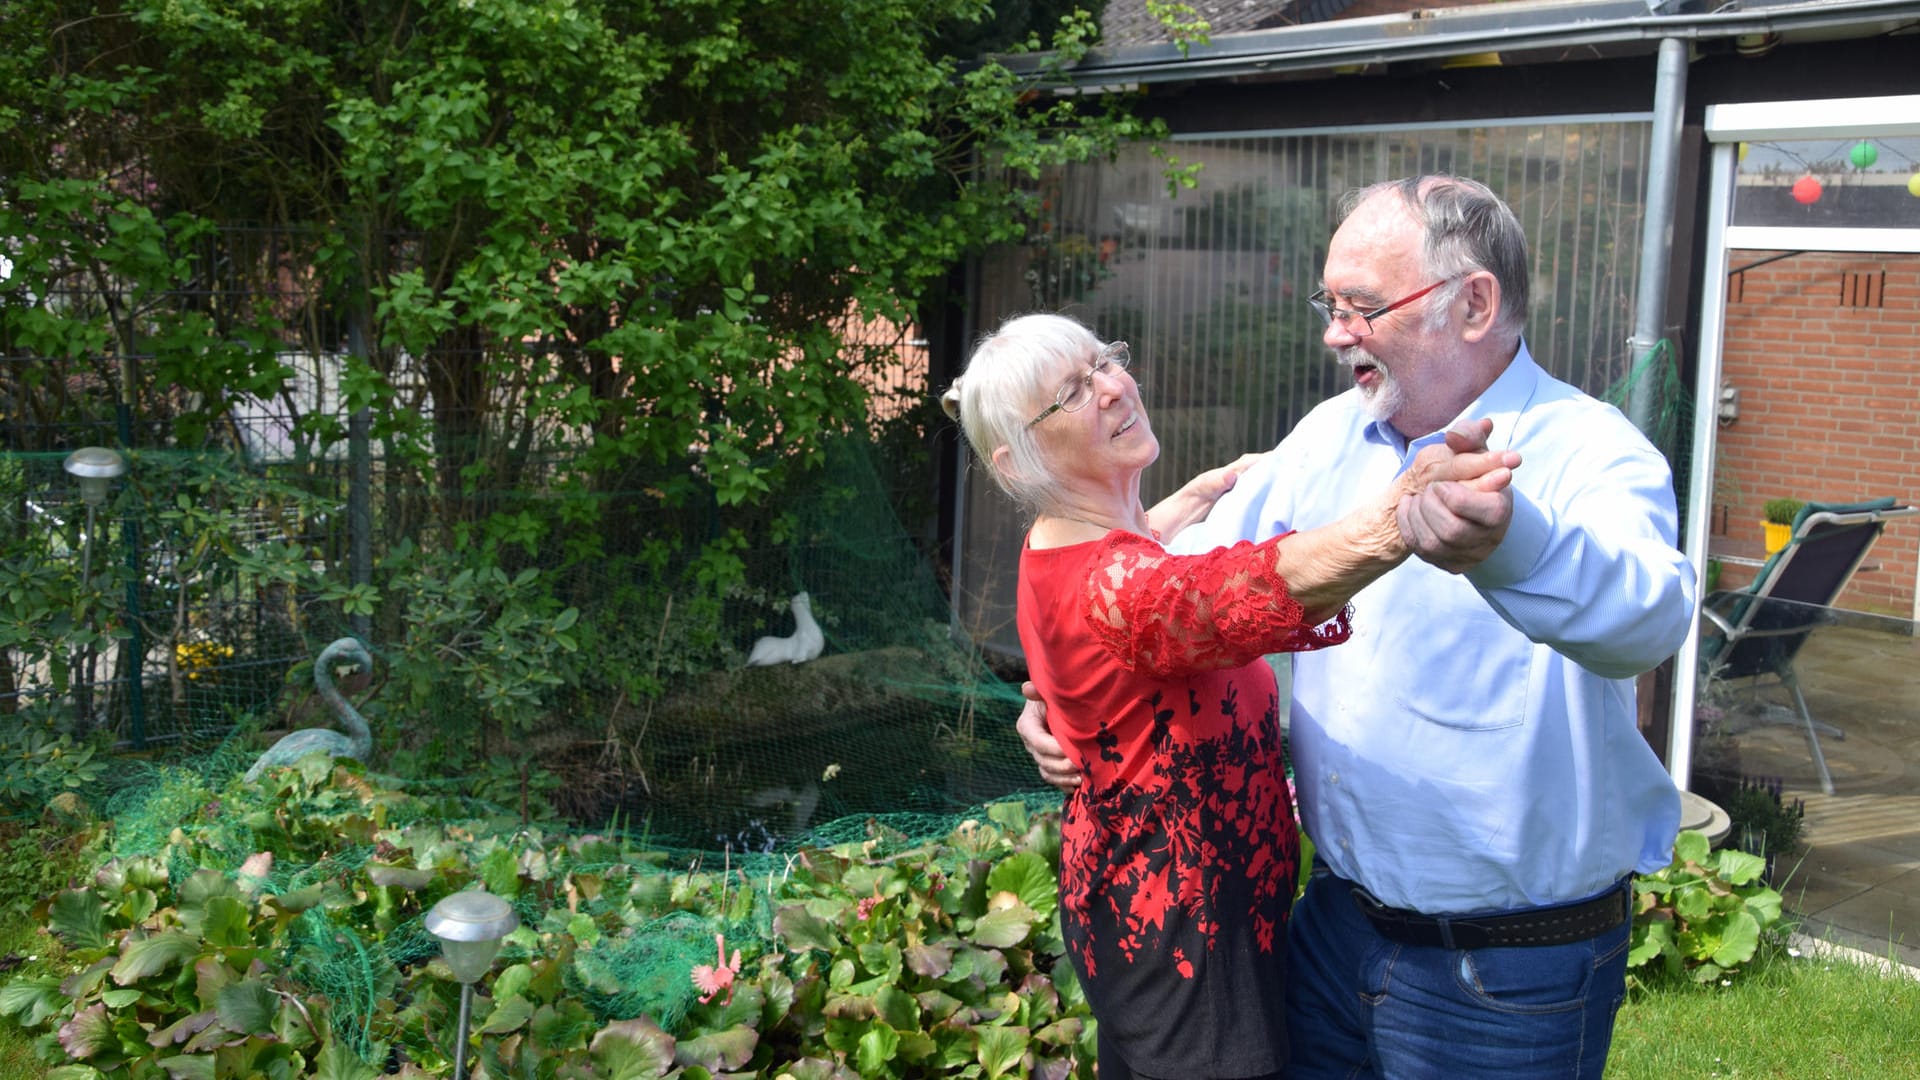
[1027,341,1131,428]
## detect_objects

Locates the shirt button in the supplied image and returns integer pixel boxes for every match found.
[1328,772,1340,784]
[1340,837,1352,848]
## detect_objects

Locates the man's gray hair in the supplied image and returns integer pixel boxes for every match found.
[1338,175,1531,337]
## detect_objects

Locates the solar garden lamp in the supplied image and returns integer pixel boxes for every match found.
[61,447,129,731]
[425,889,518,1080]
[62,446,127,581]
[64,446,127,509]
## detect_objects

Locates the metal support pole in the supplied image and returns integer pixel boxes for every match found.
[453,982,474,1080]
[346,311,374,643]
[1624,36,1690,443]
[116,384,146,749]
[346,307,374,643]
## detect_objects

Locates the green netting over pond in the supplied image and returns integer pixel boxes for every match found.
[6,430,1086,1068]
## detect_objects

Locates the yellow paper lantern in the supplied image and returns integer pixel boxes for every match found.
[1909,172,1920,198]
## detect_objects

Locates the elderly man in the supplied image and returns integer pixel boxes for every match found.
[1017,174,1695,1078]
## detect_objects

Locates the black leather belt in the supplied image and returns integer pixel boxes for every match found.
[1349,879,1631,950]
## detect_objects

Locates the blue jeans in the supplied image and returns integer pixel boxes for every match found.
[1286,869,1630,1079]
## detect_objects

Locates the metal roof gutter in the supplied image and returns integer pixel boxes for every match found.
[998,0,1920,84]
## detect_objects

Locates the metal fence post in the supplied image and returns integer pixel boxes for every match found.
[347,309,373,643]
[116,355,146,749]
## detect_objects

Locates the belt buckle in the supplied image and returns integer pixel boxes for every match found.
[1349,885,1397,920]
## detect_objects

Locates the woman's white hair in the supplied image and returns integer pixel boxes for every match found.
[941,312,1102,515]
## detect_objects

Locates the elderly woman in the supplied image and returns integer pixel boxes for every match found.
[942,312,1516,1080]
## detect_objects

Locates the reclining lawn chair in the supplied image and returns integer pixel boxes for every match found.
[1698,498,1917,794]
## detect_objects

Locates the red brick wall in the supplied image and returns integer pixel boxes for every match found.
[1712,251,1920,617]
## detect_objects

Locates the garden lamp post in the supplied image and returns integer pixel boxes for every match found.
[425,889,518,1080]
[62,446,127,579]
[62,447,127,731]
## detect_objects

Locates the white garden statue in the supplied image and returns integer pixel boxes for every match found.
[746,592,824,666]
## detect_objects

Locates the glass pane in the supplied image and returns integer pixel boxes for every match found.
[958,119,1653,657]
[1693,595,1920,969]
[1732,136,1920,229]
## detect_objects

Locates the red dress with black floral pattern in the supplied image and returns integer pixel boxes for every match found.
[1017,529,1350,1078]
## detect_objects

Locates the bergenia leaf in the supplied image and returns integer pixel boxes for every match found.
[904,941,952,978]
[480,846,520,898]
[155,1053,216,1080]
[476,994,535,1035]
[986,852,1055,918]
[589,1016,678,1079]
[873,983,919,1031]
[124,856,169,890]
[0,976,67,1029]
[975,1025,1030,1079]
[915,988,964,1023]
[853,1023,900,1075]
[57,1003,113,1060]
[1708,910,1761,968]
[985,801,1030,835]
[200,897,253,949]
[59,957,113,1002]
[675,1024,758,1072]
[969,901,1036,949]
[311,1037,381,1080]
[49,890,110,950]
[112,932,201,986]
[1713,849,1766,886]
[178,869,239,912]
[148,1010,219,1048]
[774,904,839,952]
[215,979,279,1035]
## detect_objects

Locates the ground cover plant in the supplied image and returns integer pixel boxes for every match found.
[0,758,1093,1078]
[0,769,1907,1079]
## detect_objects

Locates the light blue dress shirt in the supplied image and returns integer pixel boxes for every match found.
[1173,344,1693,915]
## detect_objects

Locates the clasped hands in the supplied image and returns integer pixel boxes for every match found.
[1392,417,1520,574]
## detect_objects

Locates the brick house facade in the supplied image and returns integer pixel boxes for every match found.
[1711,251,1920,616]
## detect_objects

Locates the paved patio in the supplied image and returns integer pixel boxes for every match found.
[1700,618,1920,970]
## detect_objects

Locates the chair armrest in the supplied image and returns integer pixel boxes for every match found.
[1700,606,1736,636]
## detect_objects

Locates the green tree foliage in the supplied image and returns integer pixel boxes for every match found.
[2,0,1161,510]
[0,0,1178,754]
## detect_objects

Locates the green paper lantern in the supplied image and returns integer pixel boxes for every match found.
[1849,142,1878,170]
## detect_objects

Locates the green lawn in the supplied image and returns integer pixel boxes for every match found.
[1607,939,1920,1079]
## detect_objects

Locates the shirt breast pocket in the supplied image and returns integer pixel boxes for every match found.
[1386,607,1530,731]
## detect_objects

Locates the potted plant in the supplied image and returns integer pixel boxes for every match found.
[1761,497,1804,554]
[1721,774,1805,884]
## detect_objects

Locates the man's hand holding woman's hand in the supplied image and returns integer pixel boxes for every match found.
[1395,418,1521,573]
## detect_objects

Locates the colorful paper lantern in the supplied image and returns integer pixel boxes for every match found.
[1791,176,1823,205]
[1850,142,1879,169]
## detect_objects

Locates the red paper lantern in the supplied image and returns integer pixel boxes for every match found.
[1791,176,1823,205]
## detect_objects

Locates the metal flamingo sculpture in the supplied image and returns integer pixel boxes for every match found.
[244,637,375,782]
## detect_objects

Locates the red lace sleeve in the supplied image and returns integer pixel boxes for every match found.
[1082,531,1352,678]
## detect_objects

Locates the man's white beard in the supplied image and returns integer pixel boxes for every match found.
[1339,346,1403,424]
